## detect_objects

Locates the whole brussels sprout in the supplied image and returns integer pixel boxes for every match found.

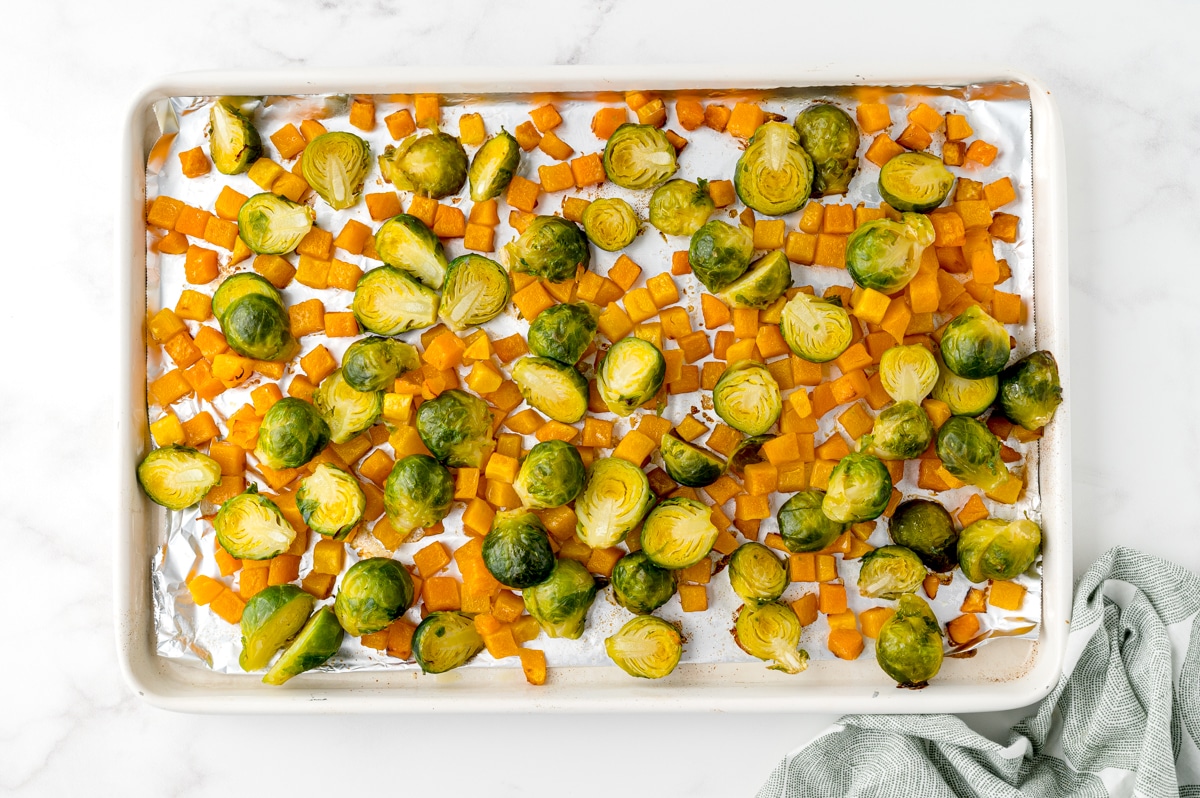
[334,558,415,636]
[513,440,586,510]
[512,357,589,424]
[940,306,1012,379]
[341,336,420,393]
[933,365,999,417]
[610,552,675,615]
[438,254,511,331]
[505,215,590,284]
[136,445,221,510]
[254,397,330,470]
[659,435,726,488]
[314,369,383,445]
[716,250,793,310]
[468,130,521,201]
[780,292,853,363]
[822,452,892,524]
[845,213,935,293]
[879,344,940,404]
[379,131,468,198]
[640,497,719,570]
[688,220,754,293]
[221,293,297,361]
[794,104,860,197]
[728,435,771,479]
[859,401,934,461]
[527,302,598,365]
[936,416,1007,492]
[575,457,655,549]
[352,266,440,335]
[209,98,261,175]
[648,179,714,236]
[734,121,814,216]
[999,351,1063,430]
[374,214,450,289]
[581,197,640,251]
[416,389,494,468]
[296,463,365,539]
[413,611,484,673]
[211,273,280,323]
[523,559,598,639]
[958,517,1042,582]
[602,124,677,190]
[301,131,371,210]
[890,499,959,572]
[876,594,944,687]
[262,606,344,685]
[237,193,315,255]
[858,545,927,599]
[384,454,454,535]
[728,542,787,606]
[596,337,666,416]
[605,615,683,679]
[239,584,314,671]
[713,360,782,436]
[777,489,845,552]
[878,151,955,213]
[214,487,297,560]
[734,602,810,674]
[482,510,556,589]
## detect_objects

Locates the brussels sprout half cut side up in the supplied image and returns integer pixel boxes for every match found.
[379,131,468,198]
[933,365,999,417]
[468,130,521,202]
[482,510,556,589]
[341,336,420,393]
[728,542,788,606]
[438,254,511,331]
[639,497,720,570]
[296,463,366,539]
[136,446,222,511]
[526,302,598,365]
[857,545,927,600]
[209,98,262,175]
[239,585,314,672]
[688,220,754,293]
[254,398,331,470]
[845,213,935,294]
[383,454,454,535]
[215,488,298,560]
[211,273,281,324]
[890,499,959,572]
[822,452,893,524]
[859,401,934,461]
[876,594,944,687]
[958,518,1042,583]
[734,602,810,675]
[734,122,813,216]
[610,551,676,615]
[794,104,860,197]
[262,607,345,685]
[879,344,940,405]
[940,306,1012,379]
[513,440,586,510]
[878,151,955,213]
[713,360,783,436]
[220,292,297,362]
[334,558,415,636]
[602,124,678,190]
[237,193,315,256]
[777,490,845,553]
[605,615,683,679]
[374,214,450,290]
[415,389,495,468]
[523,559,598,640]
[581,197,640,251]
[659,434,726,488]
[999,351,1063,431]
[596,337,666,416]
[512,357,590,424]
[413,612,485,674]
[314,368,383,445]
[505,215,591,283]
[301,131,371,210]
[575,457,655,549]
[935,416,1008,492]
[352,266,440,336]
[716,250,793,310]
[648,179,714,237]
[780,292,853,363]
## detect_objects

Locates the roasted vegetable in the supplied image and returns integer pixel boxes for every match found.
[878,151,954,213]
[713,360,782,436]
[728,542,787,606]
[889,499,959,572]
[857,545,926,599]
[237,192,315,255]
[379,131,468,198]
[777,489,845,553]
[220,292,297,361]
[415,389,494,468]
[879,344,940,405]
[639,497,719,570]
[301,131,371,210]
[296,463,366,539]
[794,104,859,196]
[239,585,314,671]
[933,366,999,417]
[999,351,1062,430]
[941,306,1011,379]
[605,615,683,679]
[602,124,677,189]
[648,179,714,236]
[575,457,655,549]
[728,435,770,479]
[136,446,221,510]
[595,337,666,416]
[438,254,511,330]
[936,416,1008,492]
[958,518,1041,582]
[822,452,892,524]
[513,440,586,510]
[523,559,598,639]
[334,557,414,636]
[610,552,675,615]
[209,98,262,175]
[374,213,450,289]
[859,401,934,461]
[734,602,809,674]
[659,434,726,488]
[468,130,520,201]
[688,220,754,293]
[383,454,454,535]
[876,594,943,686]
[512,356,589,424]
[352,266,440,335]
[254,398,330,470]
[526,302,598,365]
[716,250,792,310]
[413,611,484,673]
[845,213,935,293]
[314,369,383,445]
[262,606,344,685]
[214,487,297,560]
[780,292,853,363]
[482,510,556,589]
[505,215,590,283]
[581,197,640,251]
[211,273,280,324]
[341,336,420,393]
[734,121,813,216]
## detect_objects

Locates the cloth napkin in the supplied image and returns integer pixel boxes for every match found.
[756,547,1200,798]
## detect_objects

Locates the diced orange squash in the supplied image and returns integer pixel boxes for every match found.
[505,175,541,212]
[701,294,731,330]
[569,153,605,187]
[947,613,981,645]
[989,580,1027,611]
[822,205,855,235]
[678,583,708,612]
[178,146,211,178]
[865,135,905,167]
[146,195,186,230]
[984,177,1016,210]
[210,589,246,624]
[828,628,864,660]
[703,474,741,507]
[856,103,891,134]
[457,112,486,146]
[790,593,819,627]
[966,140,999,166]
[413,94,439,128]
[537,162,574,193]
[519,648,547,685]
[943,141,966,166]
[727,102,764,139]
[590,107,627,139]
[385,108,416,140]
[818,582,847,615]
[946,113,973,141]
[813,233,848,268]
[896,124,933,151]
[704,103,731,132]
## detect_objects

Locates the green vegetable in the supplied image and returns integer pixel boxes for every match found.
[780,292,853,363]
[639,497,719,570]
[374,213,450,289]
[468,130,521,201]
[605,615,683,679]
[512,356,589,424]
[659,434,726,488]
[513,440,586,510]
[314,368,383,445]
[876,594,944,687]
[214,487,297,560]
[334,558,415,636]
[136,446,221,510]
[438,254,511,331]
[822,452,892,524]
[237,192,315,255]
[575,457,655,549]
[879,344,940,405]
[845,213,935,293]
[352,266,440,335]
[581,197,640,251]
[383,454,454,535]
[713,360,782,436]
[262,606,345,685]
[209,98,262,175]
[777,489,845,553]
[220,292,297,361]
[296,463,366,539]
[301,131,371,210]
[728,542,787,606]
[482,510,556,589]
[716,250,792,310]
[999,351,1062,430]
[859,401,934,460]
[526,302,598,365]
[413,612,485,673]
[878,151,955,212]
[523,559,598,639]
[794,104,860,197]
[958,518,1042,582]
[595,337,666,416]
[505,215,590,283]
[253,397,330,469]
[734,121,813,216]
[610,552,675,615]
[857,545,927,599]
[211,273,280,324]
[379,131,468,198]
[341,336,420,393]
[933,365,999,417]
[889,499,959,572]
[648,179,714,236]
[602,124,677,189]
[941,306,1012,379]
[239,585,314,671]
[415,389,494,468]
[688,220,754,293]
[936,416,1007,491]
[734,602,809,674]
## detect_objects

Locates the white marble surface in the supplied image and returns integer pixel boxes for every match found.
[4,0,1200,794]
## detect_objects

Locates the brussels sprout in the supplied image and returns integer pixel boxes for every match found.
[237,192,315,256]
[649,179,714,237]
[416,389,495,468]
[659,434,726,488]
[301,131,371,210]
[482,510,556,589]
[688,220,754,292]
[334,558,415,636]
[822,452,892,524]
[602,124,678,190]
[512,357,589,424]
[999,351,1063,430]
[379,131,468,198]
[136,446,221,510]
[716,250,793,310]
[341,336,420,393]
[941,306,1012,379]
[610,552,675,615]
[935,416,1008,492]
[523,559,598,639]
[859,401,934,460]
[575,457,655,549]
[728,435,770,478]
[858,545,927,599]
[734,122,813,216]
[890,499,958,572]
[780,292,853,363]
[713,360,782,436]
[211,273,281,324]
[254,398,330,470]
[383,454,454,535]
[845,213,935,293]
[514,440,586,510]
[581,197,640,251]
[527,302,598,365]
[468,130,521,201]
[209,98,262,175]
[794,104,860,197]
[605,615,683,679]
[777,489,845,553]
[214,487,297,560]
[239,585,314,671]
[879,344,940,404]
[413,611,485,673]
[313,369,383,445]
[734,602,809,674]
[352,266,440,335]
[262,606,344,685]
[220,293,297,361]
[933,366,999,417]
[640,497,719,570]
[595,337,666,416]
[876,594,944,687]
[878,151,955,213]
[296,463,365,539]
[374,214,450,289]
[505,216,590,283]
[438,254,511,330]
[958,518,1042,583]
[729,542,787,606]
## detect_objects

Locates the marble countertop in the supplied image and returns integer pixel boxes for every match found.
[4,0,1199,794]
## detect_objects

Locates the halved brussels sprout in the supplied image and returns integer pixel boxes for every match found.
[254,397,330,470]
[237,192,315,255]
[713,360,782,436]
[716,250,793,310]
[958,518,1042,583]
[734,121,813,216]
[214,488,297,560]
[845,213,935,293]
[605,615,683,679]
[383,453,454,535]
[416,389,494,468]
[301,131,371,210]
[505,216,590,283]
[523,558,598,639]
[729,542,787,606]
[262,606,344,685]
[890,499,958,572]
[379,131,468,198]
[780,291,853,363]
[220,293,297,361]
[512,357,589,424]
[374,214,450,289]
[413,611,485,673]
[314,369,383,445]
[936,416,1007,492]
[999,351,1063,431]
[734,602,809,674]
[296,463,365,539]
[602,124,677,190]
[649,179,714,237]
[581,197,640,251]
[438,254,511,330]
[211,273,280,324]
[859,401,934,461]
[822,452,893,524]
[858,545,926,599]
[341,336,420,393]
[239,585,314,671]
[333,558,414,636]
[879,344,939,405]
[514,440,586,510]
[777,489,845,552]
[878,152,955,213]
[575,457,655,549]
[659,434,726,488]
[876,594,943,687]
[941,306,1012,379]
[483,510,556,589]
[596,337,666,416]
[352,266,440,335]
[640,497,719,570]
[136,446,221,510]
[688,220,754,293]
[933,366,999,417]
[610,551,675,615]
[728,435,770,478]
[794,104,860,197]
[468,130,521,201]
[527,302,598,365]
[209,98,262,175]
